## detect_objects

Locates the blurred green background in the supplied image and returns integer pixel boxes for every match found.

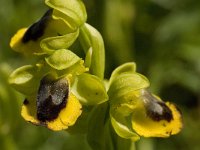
[0,0,200,150]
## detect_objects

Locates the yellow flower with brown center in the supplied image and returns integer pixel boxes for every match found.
[21,76,82,131]
[10,9,80,55]
[108,62,183,140]
[9,55,108,131]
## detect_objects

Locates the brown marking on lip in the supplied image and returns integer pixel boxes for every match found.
[22,9,53,43]
[23,99,29,105]
[142,90,173,122]
[36,77,69,122]
[146,101,173,122]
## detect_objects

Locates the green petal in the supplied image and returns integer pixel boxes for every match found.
[45,0,87,29]
[109,62,136,85]
[45,49,81,70]
[40,29,79,53]
[110,107,140,141]
[72,73,108,105]
[79,23,105,79]
[9,65,41,95]
[108,73,150,100]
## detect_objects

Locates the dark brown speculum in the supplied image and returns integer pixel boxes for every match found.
[36,76,69,122]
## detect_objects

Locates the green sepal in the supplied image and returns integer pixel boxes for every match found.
[110,107,140,141]
[109,62,136,85]
[84,47,92,68]
[108,73,150,100]
[79,23,105,79]
[51,9,78,31]
[40,29,79,53]
[45,0,87,30]
[9,65,44,95]
[71,73,108,105]
[45,49,81,70]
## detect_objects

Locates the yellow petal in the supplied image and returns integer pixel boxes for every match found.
[21,93,82,131]
[132,101,183,137]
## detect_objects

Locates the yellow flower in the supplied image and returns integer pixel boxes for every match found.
[10,9,79,55]
[129,89,182,137]
[109,62,183,140]
[21,76,82,131]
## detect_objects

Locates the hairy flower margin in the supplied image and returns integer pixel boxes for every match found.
[9,0,182,145]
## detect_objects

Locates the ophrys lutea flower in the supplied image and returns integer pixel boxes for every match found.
[10,0,87,55]
[108,63,183,140]
[9,51,107,131]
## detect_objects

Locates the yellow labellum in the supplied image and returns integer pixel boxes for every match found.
[10,28,26,51]
[10,28,42,54]
[21,93,82,131]
[132,101,183,137]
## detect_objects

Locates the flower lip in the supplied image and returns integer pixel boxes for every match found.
[36,76,69,122]
[141,90,173,122]
[22,9,53,43]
